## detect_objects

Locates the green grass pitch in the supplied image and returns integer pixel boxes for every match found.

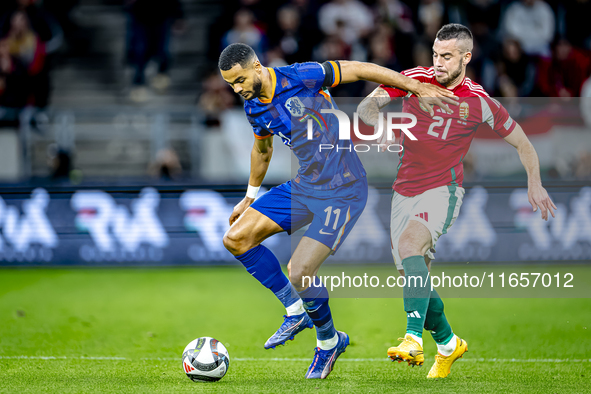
[1,266,590,393]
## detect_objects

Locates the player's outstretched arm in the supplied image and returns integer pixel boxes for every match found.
[338,60,459,115]
[357,86,394,151]
[504,123,557,221]
[229,137,274,225]
[358,86,392,127]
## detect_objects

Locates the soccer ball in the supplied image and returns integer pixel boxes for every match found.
[182,337,230,382]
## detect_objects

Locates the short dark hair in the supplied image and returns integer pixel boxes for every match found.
[218,43,256,71]
[436,23,473,43]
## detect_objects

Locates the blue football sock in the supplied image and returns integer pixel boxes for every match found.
[297,277,336,341]
[235,245,299,308]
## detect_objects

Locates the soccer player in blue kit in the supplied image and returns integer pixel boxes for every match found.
[219,43,457,379]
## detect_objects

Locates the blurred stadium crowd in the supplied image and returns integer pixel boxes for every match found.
[0,0,186,120]
[203,0,591,100]
[0,0,60,125]
[0,0,589,183]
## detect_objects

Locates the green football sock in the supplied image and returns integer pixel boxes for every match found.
[402,255,431,337]
[424,288,454,345]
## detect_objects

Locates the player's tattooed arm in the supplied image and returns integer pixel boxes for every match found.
[358,86,398,152]
[337,61,459,114]
[357,86,392,127]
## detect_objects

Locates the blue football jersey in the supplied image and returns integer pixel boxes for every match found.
[244,62,366,190]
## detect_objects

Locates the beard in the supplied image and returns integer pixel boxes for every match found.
[252,76,262,98]
[243,76,263,100]
[436,59,464,86]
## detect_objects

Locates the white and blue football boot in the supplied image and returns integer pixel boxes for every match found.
[305,331,349,379]
[264,313,314,349]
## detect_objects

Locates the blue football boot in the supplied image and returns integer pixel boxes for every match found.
[305,331,349,379]
[264,313,314,349]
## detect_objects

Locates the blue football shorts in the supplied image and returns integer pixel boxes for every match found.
[250,177,368,254]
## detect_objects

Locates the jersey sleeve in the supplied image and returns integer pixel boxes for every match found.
[479,96,517,138]
[379,67,433,98]
[293,61,342,91]
[248,116,272,140]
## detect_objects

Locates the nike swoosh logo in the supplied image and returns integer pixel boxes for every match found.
[319,229,333,235]
[266,120,272,129]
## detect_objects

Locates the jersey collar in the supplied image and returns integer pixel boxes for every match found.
[449,75,467,92]
[258,68,276,104]
[456,76,467,90]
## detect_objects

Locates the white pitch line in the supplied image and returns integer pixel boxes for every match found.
[237,358,591,363]
[0,356,128,360]
[462,358,591,363]
[0,356,589,363]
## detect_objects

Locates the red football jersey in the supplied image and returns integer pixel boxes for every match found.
[380,66,517,197]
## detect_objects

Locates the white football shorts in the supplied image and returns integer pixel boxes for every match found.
[390,185,465,270]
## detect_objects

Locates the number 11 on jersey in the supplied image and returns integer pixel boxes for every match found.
[324,206,341,231]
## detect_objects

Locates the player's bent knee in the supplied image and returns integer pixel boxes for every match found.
[399,221,432,260]
[289,268,312,291]
[398,240,419,261]
[223,228,253,256]
[222,231,239,255]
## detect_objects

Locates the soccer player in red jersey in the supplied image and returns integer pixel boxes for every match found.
[357,23,557,378]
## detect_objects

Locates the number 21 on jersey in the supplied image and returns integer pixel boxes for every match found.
[427,116,452,140]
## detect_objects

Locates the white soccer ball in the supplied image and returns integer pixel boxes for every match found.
[182,337,230,382]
